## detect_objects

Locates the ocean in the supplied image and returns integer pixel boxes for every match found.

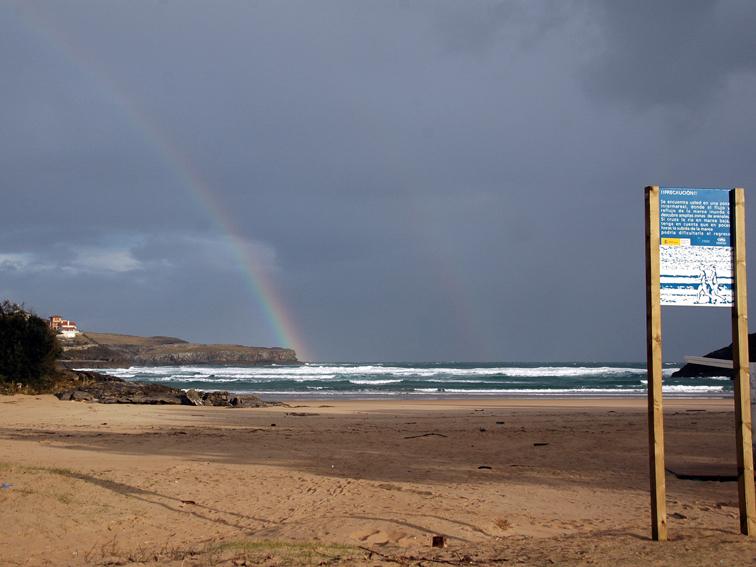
[80,362,732,400]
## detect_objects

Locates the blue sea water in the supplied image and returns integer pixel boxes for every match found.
[79,362,732,400]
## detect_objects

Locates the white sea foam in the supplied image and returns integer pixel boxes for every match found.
[247,385,723,397]
[84,364,671,380]
[348,379,403,385]
[76,362,727,399]
[662,385,724,392]
[225,385,725,397]
[412,385,723,394]
[641,378,729,385]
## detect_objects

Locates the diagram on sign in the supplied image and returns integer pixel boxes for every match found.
[659,188,733,306]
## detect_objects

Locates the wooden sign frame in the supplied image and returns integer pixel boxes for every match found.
[645,185,755,540]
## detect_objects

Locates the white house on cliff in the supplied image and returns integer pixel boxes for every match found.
[48,315,80,339]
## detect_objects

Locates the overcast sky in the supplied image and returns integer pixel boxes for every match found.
[3,1,756,362]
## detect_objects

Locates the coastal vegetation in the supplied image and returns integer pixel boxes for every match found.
[0,300,61,390]
[0,298,298,399]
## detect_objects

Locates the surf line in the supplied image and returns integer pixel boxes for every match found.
[13,6,310,360]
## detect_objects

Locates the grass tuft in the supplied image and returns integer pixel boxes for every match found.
[206,539,366,566]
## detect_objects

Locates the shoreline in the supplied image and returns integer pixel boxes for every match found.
[249,392,735,401]
[3,392,738,409]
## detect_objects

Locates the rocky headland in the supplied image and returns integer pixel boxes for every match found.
[58,331,299,368]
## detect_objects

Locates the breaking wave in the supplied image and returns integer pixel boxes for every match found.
[74,361,733,399]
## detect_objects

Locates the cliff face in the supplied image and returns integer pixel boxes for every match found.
[59,332,299,367]
[130,344,297,365]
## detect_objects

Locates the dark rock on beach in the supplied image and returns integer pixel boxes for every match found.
[671,333,756,378]
[180,388,267,408]
[200,390,230,406]
[183,388,204,406]
[55,371,282,407]
[56,377,187,405]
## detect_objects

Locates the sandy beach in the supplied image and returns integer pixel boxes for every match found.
[1,396,754,566]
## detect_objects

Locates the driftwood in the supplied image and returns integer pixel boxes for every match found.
[403,432,448,439]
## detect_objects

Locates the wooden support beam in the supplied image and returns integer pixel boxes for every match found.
[645,185,667,541]
[730,187,756,536]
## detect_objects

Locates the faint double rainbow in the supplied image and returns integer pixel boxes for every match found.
[12,6,311,360]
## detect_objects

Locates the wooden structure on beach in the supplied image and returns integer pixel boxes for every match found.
[645,186,755,540]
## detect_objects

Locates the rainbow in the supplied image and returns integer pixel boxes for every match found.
[12,6,311,360]
[157,145,311,361]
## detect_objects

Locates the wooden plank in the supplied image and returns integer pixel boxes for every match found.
[730,187,756,536]
[683,356,735,369]
[684,356,756,373]
[645,185,667,541]
[666,460,750,482]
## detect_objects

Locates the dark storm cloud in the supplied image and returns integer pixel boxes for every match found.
[2,1,756,360]
[583,0,756,109]
[429,0,578,56]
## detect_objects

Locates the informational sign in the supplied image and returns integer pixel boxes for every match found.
[645,185,754,540]
[659,187,733,306]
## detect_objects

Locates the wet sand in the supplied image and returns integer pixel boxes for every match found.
[0,395,754,565]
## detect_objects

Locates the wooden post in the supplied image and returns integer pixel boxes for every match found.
[730,187,756,536]
[645,185,667,541]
